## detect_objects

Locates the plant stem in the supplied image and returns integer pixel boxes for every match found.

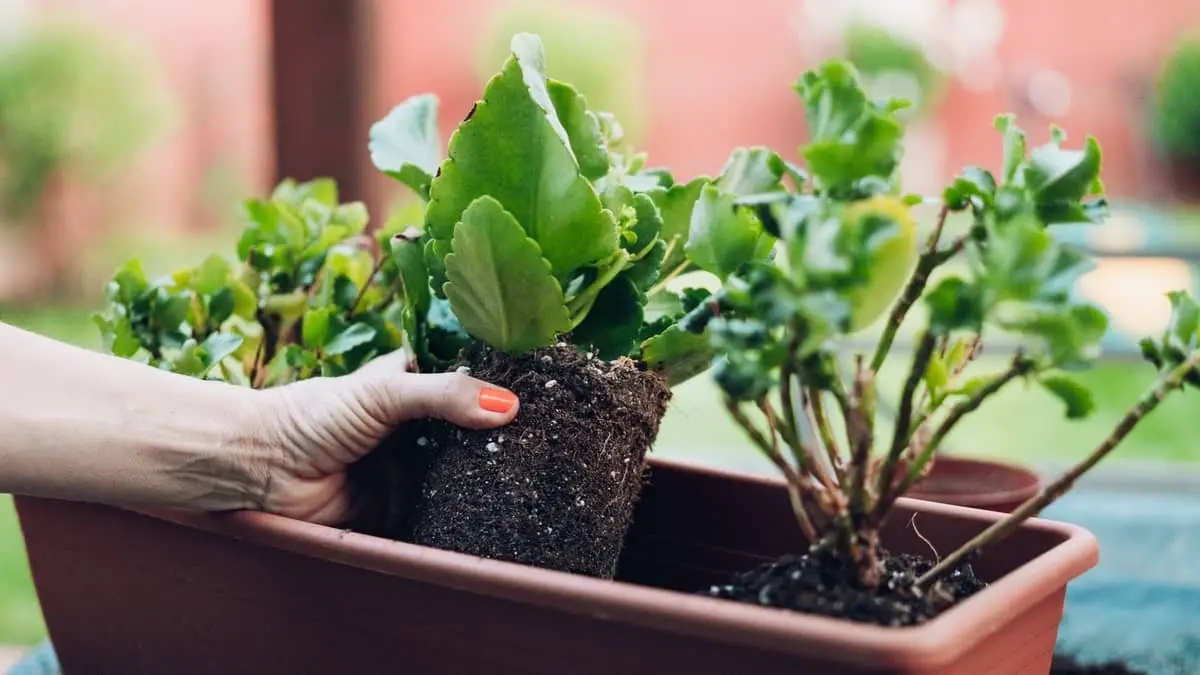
[918,351,1200,588]
[874,331,937,515]
[875,355,1031,519]
[809,390,846,482]
[846,355,875,519]
[726,397,820,544]
[869,206,956,373]
[567,250,630,323]
[646,256,690,297]
[347,254,387,319]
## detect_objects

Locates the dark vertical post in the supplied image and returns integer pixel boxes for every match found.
[269,0,381,221]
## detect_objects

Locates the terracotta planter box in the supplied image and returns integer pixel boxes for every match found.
[15,459,1097,675]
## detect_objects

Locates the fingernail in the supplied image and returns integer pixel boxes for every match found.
[479,387,517,414]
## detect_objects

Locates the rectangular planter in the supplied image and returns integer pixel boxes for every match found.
[15,458,1097,675]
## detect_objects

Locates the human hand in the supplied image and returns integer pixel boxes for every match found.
[245,349,519,526]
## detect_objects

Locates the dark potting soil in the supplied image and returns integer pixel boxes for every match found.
[1050,655,1150,675]
[409,343,672,579]
[701,548,986,627]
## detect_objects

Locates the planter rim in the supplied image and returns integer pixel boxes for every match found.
[120,457,1097,669]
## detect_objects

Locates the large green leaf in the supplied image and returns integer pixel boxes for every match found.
[685,185,765,279]
[425,33,618,279]
[443,195,571,354]
[369,93,442,200]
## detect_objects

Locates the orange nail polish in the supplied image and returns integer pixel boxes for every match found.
[479,387,517,413]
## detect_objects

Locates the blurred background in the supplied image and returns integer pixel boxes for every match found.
[1,0,1200,665]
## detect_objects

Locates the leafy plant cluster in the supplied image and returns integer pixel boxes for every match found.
[93,178,439,385]
[680,60,1199,589]
[92,32,787,389]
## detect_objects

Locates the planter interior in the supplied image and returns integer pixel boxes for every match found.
[16,458,1097,675]
[907,455,1042,512]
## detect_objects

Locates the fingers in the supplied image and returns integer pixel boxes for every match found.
[389,371,519,429]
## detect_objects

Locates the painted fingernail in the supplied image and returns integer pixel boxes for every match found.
[479,387,517,414]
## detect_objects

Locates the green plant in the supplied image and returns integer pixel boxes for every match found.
[683,60,1198,593]
[1152,30,1200,162]
[0,19,172,223]
[369,33,791,380]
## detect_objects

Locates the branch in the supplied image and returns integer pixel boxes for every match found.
[846,355,876,520]
[567,249,631,322]
[347,254,388,319]
[874,331,937,514]
[725,397,820,544]
[869,206,966,373]
[918,350,1200,588]
[809,389,846,483]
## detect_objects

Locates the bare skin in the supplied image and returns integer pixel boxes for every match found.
[0,321,519,525]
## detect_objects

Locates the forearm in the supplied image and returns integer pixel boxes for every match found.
[0,322,272,511]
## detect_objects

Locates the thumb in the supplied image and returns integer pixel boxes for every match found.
[355,350,520,429]
[387,371,520,429]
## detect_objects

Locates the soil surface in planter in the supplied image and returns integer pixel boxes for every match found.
[701,548,985,627]
[410,343,671,579]
[1050,655,1149,674]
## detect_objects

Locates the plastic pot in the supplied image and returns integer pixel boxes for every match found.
[908,455,1042,512]
[15,458,1097,674]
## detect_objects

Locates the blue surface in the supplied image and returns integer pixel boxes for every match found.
[9,486,1199,675]
[1044,488,1200,674]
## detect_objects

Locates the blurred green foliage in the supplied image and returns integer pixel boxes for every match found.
[0,19,174,223]
[842,23,943,116]
[1152,30,1200,162]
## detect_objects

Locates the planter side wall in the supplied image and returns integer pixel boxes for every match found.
[16,461,1092,675]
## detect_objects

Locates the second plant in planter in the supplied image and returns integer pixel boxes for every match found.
[680,60,1199,627]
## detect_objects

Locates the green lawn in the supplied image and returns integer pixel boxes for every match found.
[1,285,1197,644]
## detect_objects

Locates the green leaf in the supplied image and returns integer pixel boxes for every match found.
[1026,136,1103,203]
[152,289,193,334]
[425,33,618,278]
[443,195,571,354]
[390,231,432,316]
[109,258,148,304]
[332,276,359,312]
[994,114,1027,185]
[925,277,983,335]
[624,239,667,291]
[284,344,319,370]
[369,93,442,200]
[648,177,708,273]
[199,332,243,370]
[571,276,643,359]
[194,254,231,295]
[171,339,206,376]
[546,79,609,181]
[685,185,765,279]
[207,287,235,325]
[714,147,786,196]
[231,280,258,319]
[641,324,717,386]
[1165,289,1200,352]
[93,313,140,358]
[302,307,334,349]
[325,323,377,356]
[924,354,950,396]
[1039,373,1095,420]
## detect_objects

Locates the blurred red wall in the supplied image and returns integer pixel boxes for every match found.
[30,0,1200,238]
